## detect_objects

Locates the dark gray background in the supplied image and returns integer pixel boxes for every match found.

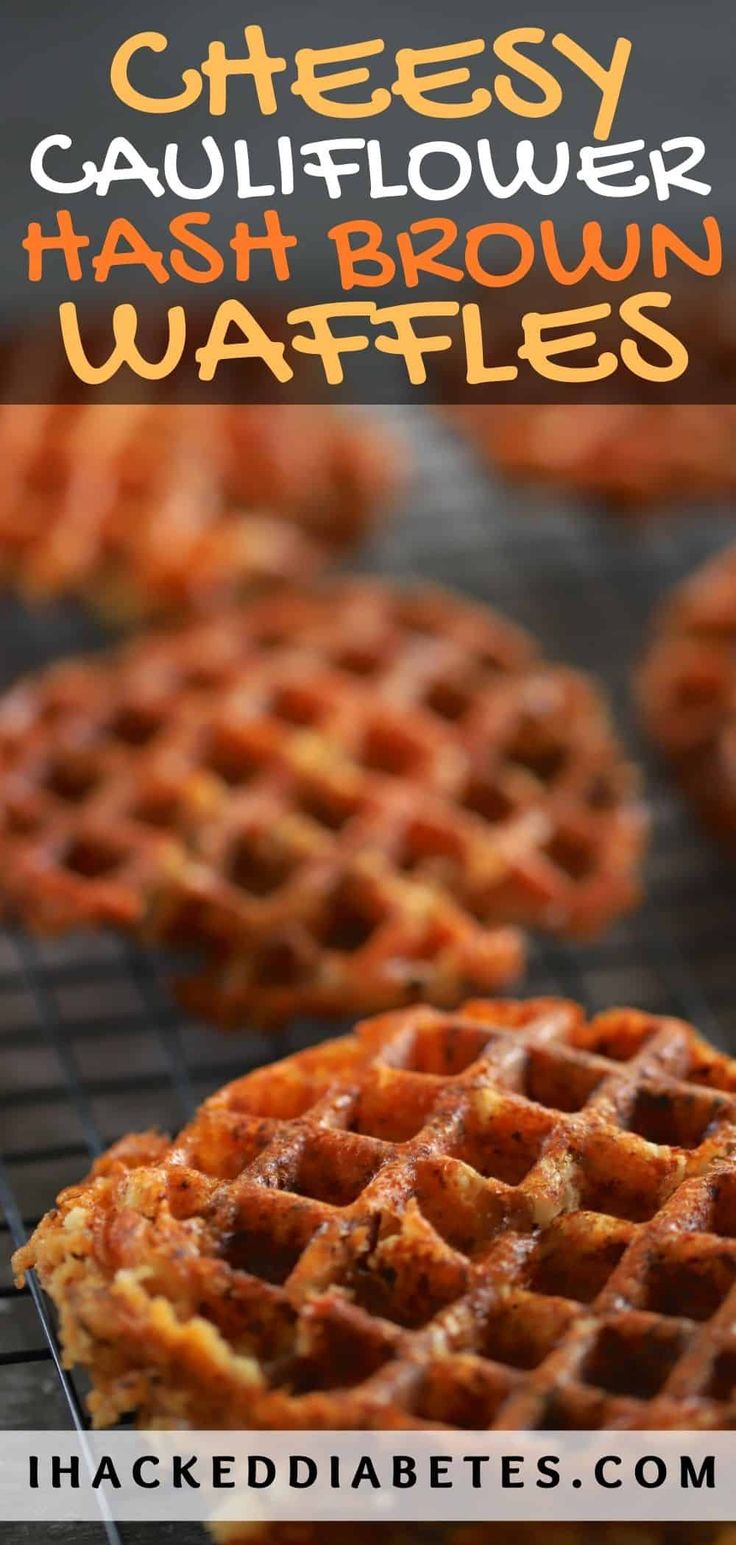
[2,0,734,398]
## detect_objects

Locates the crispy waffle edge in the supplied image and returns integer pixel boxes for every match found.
[638,546,736,843]
[14,997,736,1433]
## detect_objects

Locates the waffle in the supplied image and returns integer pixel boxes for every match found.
[639,547,736,841]
[15,996,736,1430]
[452,406,736,511]
[214,1529,732,1545]
[0,581,642,1025]
[0,404,397,619]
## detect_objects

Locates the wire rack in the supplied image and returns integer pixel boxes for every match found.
[2,407,736,1545]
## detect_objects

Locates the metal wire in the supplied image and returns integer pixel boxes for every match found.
[1,408,736,1543]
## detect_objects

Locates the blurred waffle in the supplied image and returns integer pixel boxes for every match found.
[15,997,736,1428]
[452,405,736,512]
[0,581,642,1025]
[213,1529,733,1545]
[639,546,736,839]
[0,403,398,619]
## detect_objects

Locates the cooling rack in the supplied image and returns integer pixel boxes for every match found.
[2,406,736,1545]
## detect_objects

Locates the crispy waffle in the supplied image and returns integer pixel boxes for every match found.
[0,581,642,1025]
[15,997,736,1429]
[639,547,736,842]
[452,406,736,511]
[0,403,397,619]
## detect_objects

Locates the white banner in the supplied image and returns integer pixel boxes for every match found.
[0,1432,732,1525]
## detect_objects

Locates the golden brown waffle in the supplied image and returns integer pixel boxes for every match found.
[0,581,642,1025]
[0,404,397,619]
[15,997,736,1429]
[639,547,736,841]
[452,406,736,511]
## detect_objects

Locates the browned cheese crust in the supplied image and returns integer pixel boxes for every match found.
[15,998,736,1430]
[452,406,736,511]
[639,546,736,841]
[0,583,642,1025]
[0,404,399,619]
